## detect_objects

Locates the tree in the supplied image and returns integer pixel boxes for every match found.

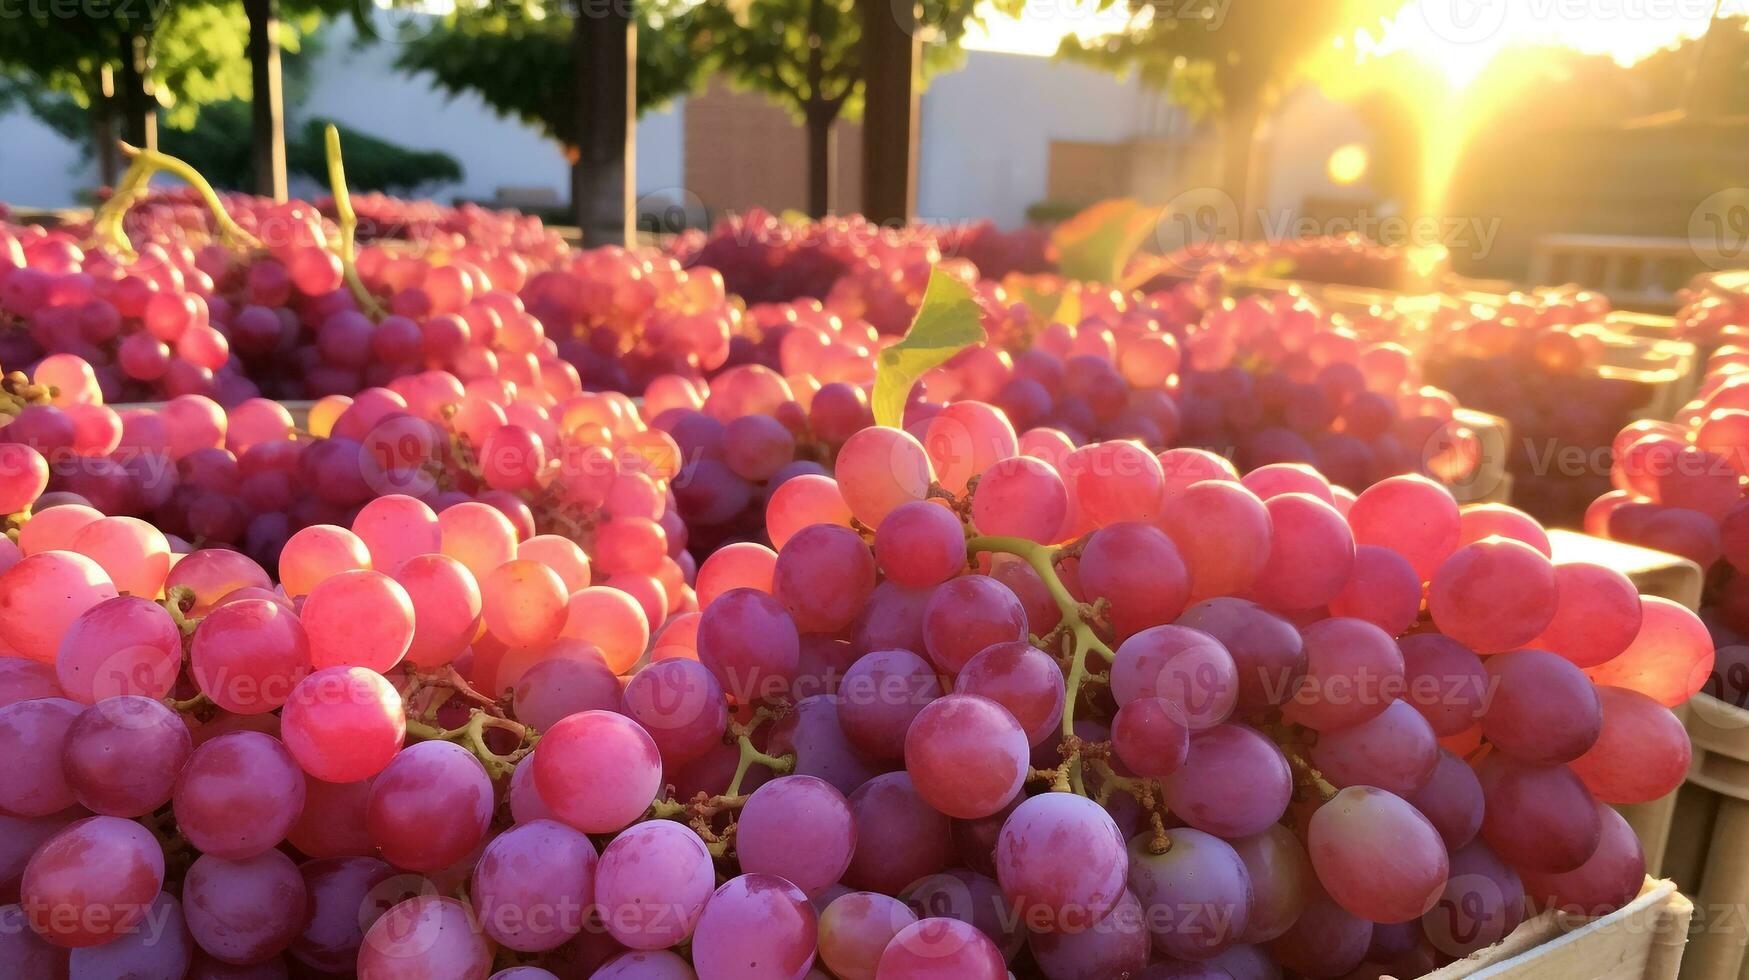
[1059,0,1399,227]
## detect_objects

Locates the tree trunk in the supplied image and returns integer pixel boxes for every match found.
[569,0,635,246]
[116,29,157,151]
[857,0,920,224]
[92,66,120,188]
[245,0,288,201]
[1222,97,1263,240]
[804,107,834,218]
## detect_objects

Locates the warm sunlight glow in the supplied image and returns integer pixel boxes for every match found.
[1328,144,1370,187]
[964,0,1138,56]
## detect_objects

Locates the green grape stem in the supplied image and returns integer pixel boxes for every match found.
[89,144,263,261]
[966,534,1116,797]
[323,124,387,319]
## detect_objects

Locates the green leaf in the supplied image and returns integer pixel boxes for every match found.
[1051,198,1158,284]
[872,269,986,429]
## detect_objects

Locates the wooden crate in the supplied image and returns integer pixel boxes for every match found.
[1664,695,1749,980]
[1449,408,1512,505]
[1388,878,1690,980]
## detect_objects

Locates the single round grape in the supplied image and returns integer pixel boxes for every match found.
[1263,882,1373,978]
[1078,522,1190,640]
[365,740,493,871]
[1162,724,1292,839]
[357,896,491,980]
[696,541,777,608]
[1398,633,1489,737]
[1231,824,1309,944]
[1477,755,1603,874]
[1327,544,1422,637]
[1241,463,1333,503]
[1585,595,1714,707]
[1310,699,1439,797]
[0,696,80,815]
[287,773,376,859]
[62,695,191,816]
[591,951,694,980]
[902,867,1024,960]
[0,442,48,512]
[596,820,716,949]
[1481,649,1602,765]
[471,818,598,952]
[877,916,1006,979]
[518,534,592,593]
[1459,502,1551,554]
[183,849,306,965]
[393,553,484,669]
[560,586,650,673]
[281,667,407,783]
[0,654,60,707]
[767,475,855,552]
[1248,493,1354,613]
[1519,803,1646,917]
[1308,786,1449,923]
[954,640,1065,747]
[173,730,305,859]
[766,694,885,796]
[1347,474,1461,582]
[479,558,569,649]
[1282,617,1404,732]
[737,775,857,898]
[290,855,396,972]
[924,400,1018,497]
[698,588,799,703]
[532,710,663,834]
[302,569,416,673]
[819,891,916,980]
[66,889,192,978]
[1111,697,1190,779]
[1429,538,1558,654]
[1156,480,1272,599]
[921,576,1028,675]
[438,501,520,581]
[621,658,729,767]
[1175,598,1304,712]
[189,599,311,715]
[995,792,1128,933]
[1422,839,1525,957]
[774,524,877,634]
[1570,685,1691,804]
[0,551,118,663]
[971,455,1069,543]
[1064,441,1165,526]
[904,694,1029,819]
[1028,887,1150,979]
[1529,562,1643,668]
[54,595,181,703]
[69,515,171,599]
[22,815,165,948]
[835,426,934,528]
[1110,625,1239,729]
[1129,828,1253,959]
[279,524,371,599]
[1407,748,1486,850]
[844,773,954,896]
[690,874,818,980]
[875,501,968,589]
[163,549,272,615]
[837,648,943,761]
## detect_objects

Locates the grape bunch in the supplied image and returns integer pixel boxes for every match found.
[0,388,1705,978]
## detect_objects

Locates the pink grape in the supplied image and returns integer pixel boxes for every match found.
[767,693,885,796]
[366,740,493,871]
[68,515,171,598]
[1078,522,1190,639]
[1308,786,1449,923]
[1163,724,1292,839]
[1028,887,1149,979]
[1569,685,1691,804]
[1518,803,1646,917]
[1481,649,1601,765]
[1529,562,1643,668]
[774,524,877,634]
[596,820,716,949]
[62,695,191,817]
[696,541,777,608]
[1109,624,1239,729]
[876,916,1006,980]
[182,849,307,965]
[875,501,968,589]
[1407,749,1486,850]
[904,694,1028,819]
[357,896,491,980]
[281,667,407,783]
[921,576,1028,675]
[844,773,954,895]
[471,819,598,951]
[1241,462,1333,503]
[1428,538,1558,653]
[173,731,305,859]
[591,952,692,980]
[1346,474,1461,581]
[291,856,396,972]
[533,710,663,834]
[481,559,569,647]
[1458,503,1552,555]
[620,658,729,766]
[1422,840,1525,957]
[352,495,441,575]
[189,598,311,714]
[302,569,416,672]
[995,792,1128,933]
[287,774,376,859]
[0,442,48,512]
[1282,617,1403,732]
[1585,595,1714,706]
[0,696,81,815]
[1175,598,1304,711]
[1129,828,1253,959]
[971,455,1069,543]
[1156,480,1273,599]
[1309,698,1439,797]
[837,648,943,760]
[513,647,623,731]
[1327,544,1422,637]
[393,553,484,668]
[0,655,61,706]
[438,501,519,580]
[164,548,272,614]
[65,890,193,978]
[16,504,101,556]
[766,474,854,552]
[1477,755,1603,874]
[834,426,933,527]
[1398,633,1489,737]
[1064,440,1164,525]
[518,534,592,592]
[22,815,164,947]
[0,550,118,663]
[737,775,857,898]
[690,874,818,980]
[1248,493,1354,613]
[1266,883,1372,977]
[279,524,370,599]
[819,891,917,980]
[924,400,1018,496]
[1231,824,1309,944]
[954,640,1066,747]
[1112,697,1191,778]
[54,595,181,703]
[902,868,1023,960]
[560,586,651,673]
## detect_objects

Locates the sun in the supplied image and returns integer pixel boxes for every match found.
[1327,144,1370,187]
